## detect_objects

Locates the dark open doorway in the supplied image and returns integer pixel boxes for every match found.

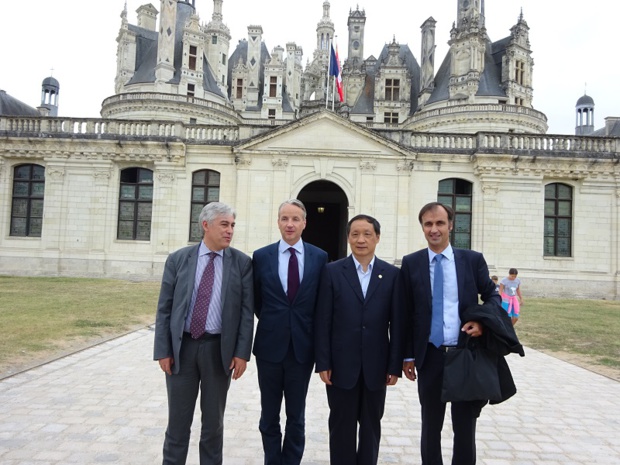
[298,181,348,262]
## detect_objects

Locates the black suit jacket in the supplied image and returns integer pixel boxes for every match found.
[400,247,500,370]
[315,256,404,391]
[252,241,328,364]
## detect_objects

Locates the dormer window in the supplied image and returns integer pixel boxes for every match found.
[385,79,400,101]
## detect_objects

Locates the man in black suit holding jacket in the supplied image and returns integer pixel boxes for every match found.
[400,202,501,465]
[315,214,403,465]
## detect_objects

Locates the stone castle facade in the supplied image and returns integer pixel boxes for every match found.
[1,0,619,299]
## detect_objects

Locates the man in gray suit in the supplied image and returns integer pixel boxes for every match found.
[154,202,254,465]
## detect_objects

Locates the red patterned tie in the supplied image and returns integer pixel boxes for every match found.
[190,252,216,339]
[287,247,300,303]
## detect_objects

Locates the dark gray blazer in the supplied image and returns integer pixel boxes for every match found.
[153,243,254,375]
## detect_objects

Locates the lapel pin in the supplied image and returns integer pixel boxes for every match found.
[378,274,383,279]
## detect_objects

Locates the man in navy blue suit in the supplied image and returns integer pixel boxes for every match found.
[400,202,501,465]
[315,214,404,465]
[252,199,328,465]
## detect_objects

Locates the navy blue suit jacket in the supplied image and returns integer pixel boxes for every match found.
[252,241,328,364]
[314,256,404,391]
[400,247,501,371]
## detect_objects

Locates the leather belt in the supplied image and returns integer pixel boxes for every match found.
[438,345,457,352]
[184,331,221,341]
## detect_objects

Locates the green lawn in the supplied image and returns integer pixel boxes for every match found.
[1,276,619,378]
[0,276,160,375]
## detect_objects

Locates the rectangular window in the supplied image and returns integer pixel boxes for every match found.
[118,168,153,241]
[268,109,276,119]
[187,83,195,97]
[189,170,221,242]
[383,112,398,124]
[544,183,573,256]
[10,164,45,237]
[189,45,197,70]
[385,78,400,101]
[269,76,277,98]
[437,178,473,249]
[212,35,217,44]
[222,53,226,65]
[236,79,243,99]
[515,60,525,85]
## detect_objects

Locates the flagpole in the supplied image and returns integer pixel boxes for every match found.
[326,37,332,109]
[332,76,336,111]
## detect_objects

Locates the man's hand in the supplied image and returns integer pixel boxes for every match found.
[461,321,483,337]
[318,370,332,385]
[403,360,417,381]
[386,374,398,386]
[158,357,174,375]
[229,357,247,380]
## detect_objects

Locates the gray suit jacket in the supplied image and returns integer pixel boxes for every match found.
[153,243,254,375]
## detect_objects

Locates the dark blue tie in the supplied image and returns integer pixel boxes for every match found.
[430,254,444,348]
[287,248,300,303]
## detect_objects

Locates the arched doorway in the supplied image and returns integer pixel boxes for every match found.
[298,181,348,262]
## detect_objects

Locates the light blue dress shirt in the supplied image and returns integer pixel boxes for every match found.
[428,244,460,346]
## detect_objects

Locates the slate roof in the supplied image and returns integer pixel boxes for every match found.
[427,37,509,105]
[0,90,40,117]
[352,44,421,115]
[125,2,224,98]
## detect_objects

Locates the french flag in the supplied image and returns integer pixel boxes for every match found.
[329,44,344,102]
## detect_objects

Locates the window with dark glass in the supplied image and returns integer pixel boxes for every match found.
[212,35,217,44]
[189,45,197,70]
[385,78,400,101]
[10,164,45,237]
[268,109,276,119]
[437,178,472,249]
[236,79,243,99]
[544,183,572,257]
[269,76,277,97]
[187,83,195,98]
[383,112,398,124]
[222,53,226,65]
[189,170,221,242]
[118,168,153,241]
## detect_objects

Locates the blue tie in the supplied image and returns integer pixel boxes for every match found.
[430,254,444,348]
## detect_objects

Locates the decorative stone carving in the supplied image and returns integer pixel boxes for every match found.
[271,158,288,169]
[360,160,376,171]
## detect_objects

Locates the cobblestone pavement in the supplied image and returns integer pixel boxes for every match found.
[1,327,619,464]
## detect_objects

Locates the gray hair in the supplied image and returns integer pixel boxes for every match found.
[278,199,307,219]
[199,202,236,224]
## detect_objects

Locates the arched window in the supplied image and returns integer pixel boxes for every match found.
[117,167,153,240]
[189,170,221,242]
[10,164,45,237]
[437,178,472,249]
[544,183,572,257]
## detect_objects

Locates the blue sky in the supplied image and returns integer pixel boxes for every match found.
[2,0,618,135]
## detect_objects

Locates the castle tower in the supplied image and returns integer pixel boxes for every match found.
[262,45,285,119]
[40,76,59,116]
[246,25,263,108]
[205,0,231,94]
[346,6,366,68]
[286,42,303,112]
[501,10,533,107]
[575,94,595,135]
[155,0,178,85]
[316,1,335,55]
[419,17,437,108]
[448,0,487,101]
[180,12,206,98]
